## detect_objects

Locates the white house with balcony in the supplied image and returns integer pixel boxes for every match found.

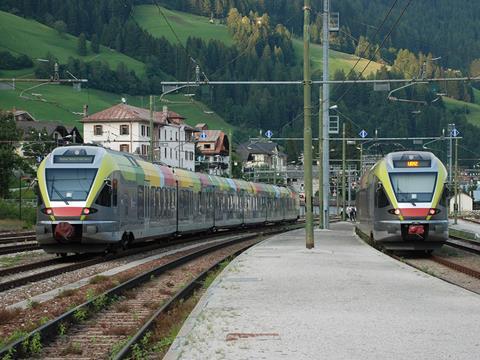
[194,124,230,175]
[82,103,196,171]
[237,140,287,183]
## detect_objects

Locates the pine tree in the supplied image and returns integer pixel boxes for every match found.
[77,33,87,56]
[91,34,100,54]
[0,111,20,198]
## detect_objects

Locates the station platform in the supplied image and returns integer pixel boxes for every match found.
[450,218,480,239]
[165,222,480,360]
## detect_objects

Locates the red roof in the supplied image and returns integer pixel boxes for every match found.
[81,103,184,124]
[195,130,229,155]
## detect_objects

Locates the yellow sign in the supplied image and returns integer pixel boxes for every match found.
[407,161,419,167]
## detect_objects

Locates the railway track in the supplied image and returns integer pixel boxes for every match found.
[0,230,35,239]
[445,238,480,255]
[0,243,40,255]
[429,255,480,280]
[0,232,36,245]
[0,223,298,293]
[0,223,301,359]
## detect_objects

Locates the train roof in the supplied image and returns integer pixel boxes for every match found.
[359,151,447,189]
[382,151,444,172]
[42,145,296,198]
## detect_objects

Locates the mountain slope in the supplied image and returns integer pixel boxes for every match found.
[0,10,144,75]
[133,4,384,77]
[0,10,232,132]
[0,84,233,132]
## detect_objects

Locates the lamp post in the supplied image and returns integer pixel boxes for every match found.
[319,103,338,228]
[303,0,314,249]
[454,137,459,224]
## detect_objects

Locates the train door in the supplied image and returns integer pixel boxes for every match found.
[144,183,150,232]
[241,190,245,224]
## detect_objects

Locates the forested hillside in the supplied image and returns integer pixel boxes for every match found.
[160,0,480,71]
[0,0,479,165]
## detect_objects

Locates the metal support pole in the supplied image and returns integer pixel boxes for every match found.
[448,123,454,184]
[454,137,458,224]
[359,143,363,176]
[303,0,314,249]
[322,0,330,229]
[342,122,346,221]
[273,153,277,185]
[348,170,352,206]
[229,129,233,178]
[19,175,22,221]
[318,88,324,229]
[149,95,154,162]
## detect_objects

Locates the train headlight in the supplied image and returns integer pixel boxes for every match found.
[388,208,401,215]
[82,207,98,215]
[42,208,54,215]
[428,208,440,215]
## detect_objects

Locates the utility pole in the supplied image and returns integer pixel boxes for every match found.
[342,122,346,221]
[359,142,363,176]
[454,137,459,225]
[273,153,277,185]
[303,0,314,249]
[448,123,454,184]
[229,129,233,178]
[321,0,330,229]
[348,169,352,206]
[318,89,324,228]
[149,95,154,162]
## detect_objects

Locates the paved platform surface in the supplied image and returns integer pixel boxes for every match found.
[450,218,480,238]
[165,222,480,360]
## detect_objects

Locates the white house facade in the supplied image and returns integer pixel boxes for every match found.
[82,104,196,171]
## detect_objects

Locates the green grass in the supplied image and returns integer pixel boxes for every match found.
[0,83,233,133]
[0,10,145,75]
[444,96,480,127]
[292,39,385,77]
[473,87,480,105]
[0,9,231,134]
[133,5,233,46]
[161,94,234,132]
[134,4,383,77]
[0,82,132,129]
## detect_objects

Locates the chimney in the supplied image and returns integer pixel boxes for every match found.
[163,105,168,117]
[83,104,89,117]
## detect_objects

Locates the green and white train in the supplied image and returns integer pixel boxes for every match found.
[36,145,299,255]
[356,151,449,252]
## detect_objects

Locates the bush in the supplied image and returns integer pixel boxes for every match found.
[0,200,36,227]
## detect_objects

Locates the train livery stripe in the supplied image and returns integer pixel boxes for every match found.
[82,154,118,221]
[400,208,430,217]
[426,162,447,220]
[37,159,55,221]
[52,207,84,217]
[374,159,403,220]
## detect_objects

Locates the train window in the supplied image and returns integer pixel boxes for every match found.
[112,179,118,207]
[123,194,129,216]
[390,173,437,203]
[95,182,112,207]
[173,189,177,209]
[167,189,170,211]
[375,186,390,208]
[145,186,150,218]
[151,187,155,217]
[155,188,160,218]
[137,186,144,219]
[439,187,448,207]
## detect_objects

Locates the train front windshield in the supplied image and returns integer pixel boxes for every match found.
[46,168,97,202]
[390,173,436,203]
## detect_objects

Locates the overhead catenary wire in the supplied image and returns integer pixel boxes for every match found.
[335,0,413,104]
[339,0,400,85]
